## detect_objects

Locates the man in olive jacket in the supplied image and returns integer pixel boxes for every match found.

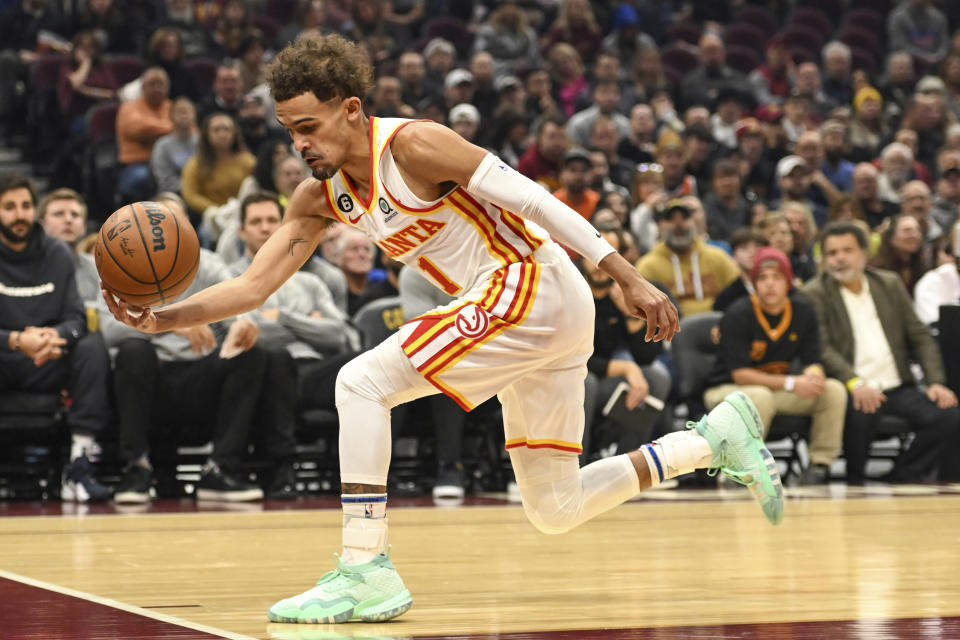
[803,221,959,484]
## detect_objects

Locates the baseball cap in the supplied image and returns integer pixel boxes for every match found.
[562,147,592,168]
[495,75,521,92]
[654,199,692,221]
[424,37,455,59]
[754,103,783,124]
[735,117,764,141]
[776,155,808,179]
[751,246,794,288]
[449,102,480,124]
[917,75,946,94]
[656,129,683,154]
[444,68,474,89]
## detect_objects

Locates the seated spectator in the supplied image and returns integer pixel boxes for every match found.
[0,176,111,502]
[332,227,377,316]
[758,211,816,285]
[209,0,259,60]
[710,87,750,150]
[566,80,630,148]
[825,195,881,257]
[68,0,136,54]
[182,112,256,229]
[103,247,266,504]
[618,103,657,165]
[914,221,960,327]
[791,133,837,224]
[782,201,818,272]
[143,27,200,101]
[590,114,635,189]
[849,87,888,163]
[150,96,199,196]
[821,41,854,107]
[871,214,936,295]
[900,180,947,244]
[396,51,431,111]
[278,0,332,47]
[735,118,775,201]
[517,115,568,192]
[582,226,670,460]
[749,35,793,106]
[852,162,900,229]
[803,221,960,484]
[587,151,630,202]
[448,103,480,144]
[57,30,118,136]
[705,247,846,485]
[820,120,856,193]
[932,150,960,234]
[237,34,267,94]
[679,33,748,111]
[541,0,603,67]
[773,155,827,229]
[657,129,697,199]
[473,3,541,79]
[116,67,173,203]
[468,51,499,121]
[628,162,667,254]
[37,188,99,308]
[229,191,357,498]
[546,43,589,119]
[702,158,751,245]
[238,93,288,157]
[197,62,245,124]
[635,199,739,316]
[713,227,767,312]
[552,148,600,222]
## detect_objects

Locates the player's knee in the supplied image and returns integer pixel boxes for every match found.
[520,482,583,535]
[335,352,382,405]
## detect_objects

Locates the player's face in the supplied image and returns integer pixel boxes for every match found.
[41,198,85,245]
[0,187,36,247]
[239,200,283,255]
[755,266,789,308]
[277,92,358,182]
[824,233,867,284]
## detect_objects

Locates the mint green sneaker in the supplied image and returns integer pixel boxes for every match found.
[267,552,413,624]
[692,391,784,525]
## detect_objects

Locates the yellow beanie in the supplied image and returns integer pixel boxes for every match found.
[854,86,882,112]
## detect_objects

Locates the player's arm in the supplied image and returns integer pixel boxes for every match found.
[103,179,336,333]
[394,122,678,341]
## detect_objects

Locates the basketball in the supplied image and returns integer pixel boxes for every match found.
[94,201,200,307]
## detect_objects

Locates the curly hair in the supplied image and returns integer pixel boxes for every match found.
[268,34,374,103]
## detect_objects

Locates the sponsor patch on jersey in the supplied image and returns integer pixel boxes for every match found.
[455,304,490,339]
[378,197,399,223]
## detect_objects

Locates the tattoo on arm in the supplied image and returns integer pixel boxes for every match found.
[341,483,387,494]
[287,237,307,255]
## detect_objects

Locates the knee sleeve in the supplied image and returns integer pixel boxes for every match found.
[511,448,639,535]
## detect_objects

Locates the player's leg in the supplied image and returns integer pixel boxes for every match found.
[506,370,784,532]
[267,333,436,624]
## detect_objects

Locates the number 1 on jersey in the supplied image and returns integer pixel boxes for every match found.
[417,256,461,295]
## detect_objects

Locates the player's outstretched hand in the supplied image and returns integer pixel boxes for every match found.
[101,285,160,334]
[598,253,680,342]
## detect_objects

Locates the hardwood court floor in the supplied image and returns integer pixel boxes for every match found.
[1,486,960,639]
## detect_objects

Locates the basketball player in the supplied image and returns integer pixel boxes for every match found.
[103,35,784,624]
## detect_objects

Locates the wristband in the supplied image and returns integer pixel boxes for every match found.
[845,377,863,393]
[11,331,20,352]
[784,375,795,392]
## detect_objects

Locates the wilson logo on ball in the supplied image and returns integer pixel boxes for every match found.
[143,202,167,251]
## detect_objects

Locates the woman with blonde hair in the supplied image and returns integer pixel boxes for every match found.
[542,0,602,65]
[757,211,816,284]
[546,42,588,118]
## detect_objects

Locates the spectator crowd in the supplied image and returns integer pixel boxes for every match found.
[1,0,960,503]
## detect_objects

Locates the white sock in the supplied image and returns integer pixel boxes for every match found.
[70,433,95,461]
[340,493,388,565]
[639,430,714,486]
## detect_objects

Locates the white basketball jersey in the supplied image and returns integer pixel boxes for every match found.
[322,117,548,295]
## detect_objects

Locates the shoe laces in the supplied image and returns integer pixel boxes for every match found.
[315,554,363,589]
[686,418,752,486]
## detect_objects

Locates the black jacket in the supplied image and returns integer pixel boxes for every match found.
[0,224,86,352]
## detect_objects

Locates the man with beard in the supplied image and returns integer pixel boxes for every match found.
[0,176,112,502]
[635,199,739,316]
[706,247,846,485]
[237,93,288,156]
[773,155,827,227]
[552,148,600,221]
[878,142,915,203]
[852,163,899,229]
[803,221,959,484]
[931,150,960,234]
[197,61,244,123]
[819,120,855,194]
[679,33,748,111]
[517,115,568,191]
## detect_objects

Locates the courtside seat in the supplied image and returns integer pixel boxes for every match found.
[0,392,67,500]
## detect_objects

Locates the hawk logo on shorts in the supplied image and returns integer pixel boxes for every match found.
[455,304,489,339]
[337,194,354,213]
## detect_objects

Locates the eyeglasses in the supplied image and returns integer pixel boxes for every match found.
[636,163,664,174]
